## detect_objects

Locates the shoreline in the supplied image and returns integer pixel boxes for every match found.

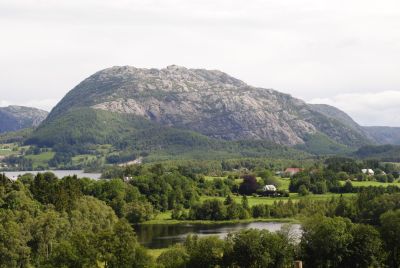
[139,217,299,225]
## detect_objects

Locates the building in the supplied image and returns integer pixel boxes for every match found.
[263,185,277,192]
[284,168,302,176]
[361,169,374,176]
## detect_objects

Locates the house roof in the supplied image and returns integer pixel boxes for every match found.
[284,168,302,173]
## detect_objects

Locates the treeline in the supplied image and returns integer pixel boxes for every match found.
[159,187,400,267]
[176,186,400,222]
[156,214,396,268]
[2,171,400,267]
[0,173,151,267]
[287,157,400,196]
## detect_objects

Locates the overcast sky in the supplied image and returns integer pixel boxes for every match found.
[1,0,400,126]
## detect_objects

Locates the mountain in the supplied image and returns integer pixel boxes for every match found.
[0,105,48,133]
[354,144,400,162]
[362,126,400,145]
[308,104,369,136]
[28,65,373,157]
[308,104,400,146]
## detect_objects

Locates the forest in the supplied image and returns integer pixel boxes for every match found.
[1,156,400,267]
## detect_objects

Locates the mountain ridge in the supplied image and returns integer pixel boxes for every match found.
[37,65,371,150]
[0,105,48,133]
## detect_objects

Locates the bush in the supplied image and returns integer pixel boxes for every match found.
[298,185,310,196]
[343,180,354,193]
[124,201,155,223]
[157,244,189,268]
[238,174,259,195]
[375,174,388,183]
[252,204,269,218]
[189,199,226,220]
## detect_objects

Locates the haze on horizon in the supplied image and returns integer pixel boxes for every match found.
[1,0,400,127]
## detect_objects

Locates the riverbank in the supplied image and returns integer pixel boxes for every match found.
[135,221,302,250]
[140,211,299,225]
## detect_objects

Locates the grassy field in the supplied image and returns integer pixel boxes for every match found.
[142,210,298,225]
[204,176,291,191]
[147,248,168,259]
[339,180,399,187]
[72,154,98,165]
[200,192,356,206]
[0,143,25,156]
[24,151,55,169]
[141,192,355,225]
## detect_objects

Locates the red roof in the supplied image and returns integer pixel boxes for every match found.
[284,168,302,174]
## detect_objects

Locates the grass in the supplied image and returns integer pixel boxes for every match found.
[141,192,355,225]
[203,176,291,191]
[340,180,400,187]
[72,154,98,165]
[24,151,55,169]
[0,143,21,156]
[200,192,356,206]
[141,210,297,225]
[277,177,291,190]
[143,216,298,225]
[148,248,168,259]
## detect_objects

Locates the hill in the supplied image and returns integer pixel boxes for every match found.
[0,105,48,133]
[308,104,371,138]
[363,126,400,145]
[33,65,371,147]
[354,144,400,162]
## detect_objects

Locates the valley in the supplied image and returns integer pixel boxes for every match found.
[1,66,400,267]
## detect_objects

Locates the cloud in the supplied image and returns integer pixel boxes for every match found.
[309,91,400,127]
[1,0,400,125]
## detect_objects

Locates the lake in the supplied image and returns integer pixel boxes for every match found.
[4,170,102,180]
[134,222,301,249]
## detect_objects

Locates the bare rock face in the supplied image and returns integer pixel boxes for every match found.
[47,65,371,146]
[0,105,48,133]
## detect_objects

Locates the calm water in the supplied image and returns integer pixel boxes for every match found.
[134,222,301,249]
[4,170,102,180]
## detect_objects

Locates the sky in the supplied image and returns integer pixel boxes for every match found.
[1,0,400,126]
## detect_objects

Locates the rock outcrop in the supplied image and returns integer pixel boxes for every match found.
[42,65,372,147]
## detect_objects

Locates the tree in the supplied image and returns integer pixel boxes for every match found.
[344,224,385,268]
[185,235,225,268]
[301,216,353,267]
[0,211,31,268]
[298,185,309,196]
[189,199,226,220]
[241,195,250,211]
[104,220,151,268]
[239,174,259,195]
[380,209,400,268]
[30,210,69,265]
[157,244,189,268]
[343,180,353,193]
[124,201,155,223]
[224,229,294,268]
[223,195,234,205]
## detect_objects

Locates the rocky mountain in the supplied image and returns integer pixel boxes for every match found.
[0,105,48,133]
[35,65,372,151]
[308,104,369,136]
[363,126,400,145]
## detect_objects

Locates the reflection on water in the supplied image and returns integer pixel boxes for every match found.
[134,222,301,249]
[4,170,102,180]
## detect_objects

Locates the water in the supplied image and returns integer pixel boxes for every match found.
[4,170,102,180]
[134,222,301,249]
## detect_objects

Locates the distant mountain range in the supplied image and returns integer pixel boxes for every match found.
[0,65,396,159]
[0,105,48,133]
[362,126,400,145]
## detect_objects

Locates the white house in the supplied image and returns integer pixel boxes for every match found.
[361,169,374,176]
[263,185,277,192]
